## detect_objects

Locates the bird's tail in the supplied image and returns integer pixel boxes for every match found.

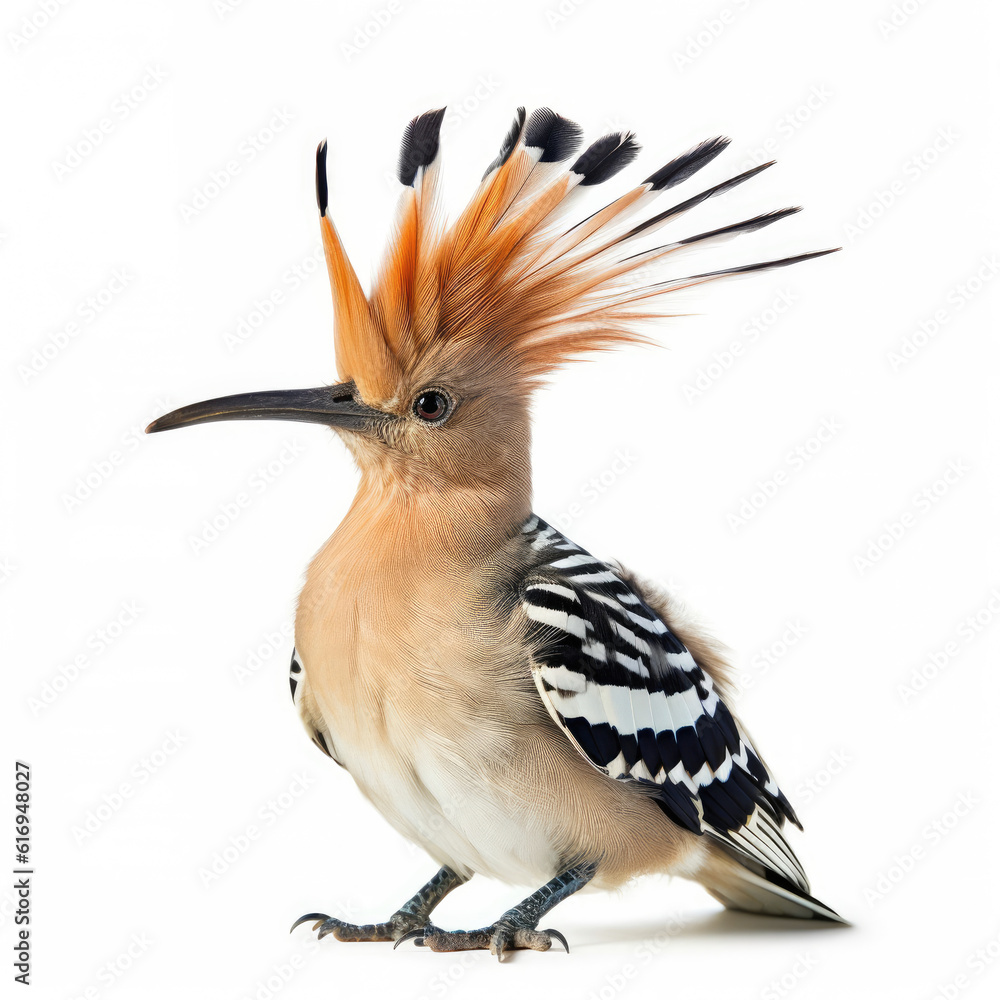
[697,845,847,923]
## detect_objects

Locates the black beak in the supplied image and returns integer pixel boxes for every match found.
[145,382,388,434]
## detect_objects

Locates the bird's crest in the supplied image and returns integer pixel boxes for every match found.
[317,107,835,403]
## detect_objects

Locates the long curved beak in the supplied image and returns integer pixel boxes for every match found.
[145,382,388,434]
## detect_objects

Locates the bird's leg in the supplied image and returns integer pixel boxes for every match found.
[290,866,467,942]
[396,861,596,960]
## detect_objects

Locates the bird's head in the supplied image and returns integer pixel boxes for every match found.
[149,107,835,503]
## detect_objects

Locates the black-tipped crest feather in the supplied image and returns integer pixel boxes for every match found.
[571,132,641,186]
[398,107,447,186]
[625,161,775,241]
[675,207,803,245]
[483,106,526,179]
[315,140,328,216]
[643,136,730,190]
[522,108,584,162]
[668,248,840,285]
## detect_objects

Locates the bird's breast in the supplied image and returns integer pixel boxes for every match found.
[290,512,562,880]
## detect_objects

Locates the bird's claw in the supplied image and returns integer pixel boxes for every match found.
[542,928,570,954]
[290,911,399,942]
[393,927,428,949]
[289,912,329,933]
[490,923,564,960]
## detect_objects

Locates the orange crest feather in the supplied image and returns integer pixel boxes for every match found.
[316,109,835,403]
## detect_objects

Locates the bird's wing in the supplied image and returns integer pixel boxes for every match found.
[519,515,809,891]
[289,648,343,766]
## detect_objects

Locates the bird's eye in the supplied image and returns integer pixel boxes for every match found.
[413,390,450,423]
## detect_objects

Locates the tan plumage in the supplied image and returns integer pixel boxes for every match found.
[148,106,843,957]
[294,486,700,892]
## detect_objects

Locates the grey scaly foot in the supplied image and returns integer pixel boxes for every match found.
[395,861,595,961]
[290,866,466,943]
[396,921,569,957]
[290,912,414,942]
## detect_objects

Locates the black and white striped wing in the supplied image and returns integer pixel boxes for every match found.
[519,515,808,891]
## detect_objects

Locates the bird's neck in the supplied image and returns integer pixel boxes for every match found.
[345,460,532,566]
[327,417,534,567]
[296,445,531,663]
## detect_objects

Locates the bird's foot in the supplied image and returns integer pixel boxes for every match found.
[395,920,569,960]
[290,867,468,944]
[290,910,426,943]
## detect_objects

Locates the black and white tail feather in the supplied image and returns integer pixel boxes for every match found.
[519,515,844,922]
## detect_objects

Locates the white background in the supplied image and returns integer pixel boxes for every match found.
[4,1,999,998]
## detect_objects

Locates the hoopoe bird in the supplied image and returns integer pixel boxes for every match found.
[148,106,843,957]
